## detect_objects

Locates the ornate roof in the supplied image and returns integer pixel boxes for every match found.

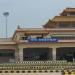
[43,8,75,28]
[43,20,56,28]
[60,8,75,16]
[52,16,75,22]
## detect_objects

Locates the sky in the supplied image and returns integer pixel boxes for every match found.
[0,0,75,37]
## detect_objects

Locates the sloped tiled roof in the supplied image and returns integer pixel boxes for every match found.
[43,20,56,28]
[52,16,75,22]
[60,8,75,15]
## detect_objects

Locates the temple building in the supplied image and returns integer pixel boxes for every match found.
[0,8,75,63]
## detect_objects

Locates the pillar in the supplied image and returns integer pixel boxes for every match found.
[15,50,18,62]
[15,49,19,62]
[52,47,56,61]
[19,47,23,62]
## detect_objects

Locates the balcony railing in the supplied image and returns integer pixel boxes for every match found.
[0,61,74,70]
[0,38,13,42]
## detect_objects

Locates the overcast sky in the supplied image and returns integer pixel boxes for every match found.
[0,0,75,37]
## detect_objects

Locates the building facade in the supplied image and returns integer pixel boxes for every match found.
[0,8,75,63]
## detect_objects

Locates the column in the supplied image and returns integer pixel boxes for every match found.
[19,47,23,62]
[15,49,19,62]
[52,47,56,61]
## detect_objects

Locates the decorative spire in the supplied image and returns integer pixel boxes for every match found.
[17,25,20,29]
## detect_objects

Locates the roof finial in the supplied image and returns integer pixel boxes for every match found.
[17,25,20,29]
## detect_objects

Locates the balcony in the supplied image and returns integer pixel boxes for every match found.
[0,38,16,45]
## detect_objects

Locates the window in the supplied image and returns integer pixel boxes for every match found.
[72,23,75,27]
[70,13,75,16]
[21,36,28,40]
[0,52,14,57]
[59,22,70,28]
